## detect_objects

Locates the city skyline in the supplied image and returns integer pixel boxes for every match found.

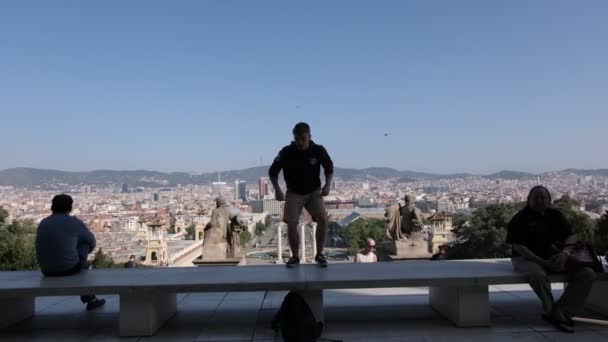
[1,1,607,173]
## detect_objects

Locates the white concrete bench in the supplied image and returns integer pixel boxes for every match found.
[1,259,607,337]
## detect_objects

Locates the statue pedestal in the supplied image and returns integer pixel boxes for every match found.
[202,242,228,261]
[385,239,432,260]
[192,257,242,266]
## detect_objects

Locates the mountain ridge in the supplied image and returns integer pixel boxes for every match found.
[0,167,606,188]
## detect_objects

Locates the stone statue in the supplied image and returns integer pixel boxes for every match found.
[202,198,246,260]
[385,195,423,241]
[384,195,430,259]
[400,195,424,244]
[385,202,404,241]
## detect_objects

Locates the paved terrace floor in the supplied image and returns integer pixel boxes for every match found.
[1,285,608,342]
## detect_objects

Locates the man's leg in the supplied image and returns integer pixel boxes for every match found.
[284,191,305,259]
[305,190,328,256]
[512,257,554,314]
[76,244,96,304]
[557,267,597,316]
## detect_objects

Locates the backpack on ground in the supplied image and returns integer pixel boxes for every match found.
[271,291,323,342]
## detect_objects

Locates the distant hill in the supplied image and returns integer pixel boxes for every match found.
[0,167,606,188]
[563,169,608,177]
[484,170,537,180]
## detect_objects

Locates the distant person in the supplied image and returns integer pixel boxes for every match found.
[431,245,447,261]
[124,255,137,268]
[36,194,106,311]
[507,186,596,333]
[355,238,378,263]
[269,122,334,268]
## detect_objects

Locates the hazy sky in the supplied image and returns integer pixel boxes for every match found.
[1,1,606,174]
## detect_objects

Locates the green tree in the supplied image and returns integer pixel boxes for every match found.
[0,206,8,224]
[185,223,196,240]
[594,212,608,254]
[446,203,523,259]
[168,224,176,234]
[341,218,386,255]
[0,219,37,271]
[255,222,266,236]
[240,230,252,247]
[265,215,272,228]
[554,195,597,243]
[92,248,118,268]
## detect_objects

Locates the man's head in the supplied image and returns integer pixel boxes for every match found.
[129,255,136,262]
[51,194,73,214]
[216,197,227,208]
[527,186,552,213]
[292,122,311,151]
[365,238,376,254]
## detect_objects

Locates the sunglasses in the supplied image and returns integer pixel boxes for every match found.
[368,245,376,249]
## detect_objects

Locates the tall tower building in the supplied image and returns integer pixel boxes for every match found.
[143,217,168,267]
[235,180,247,202]
[259,177,270,199]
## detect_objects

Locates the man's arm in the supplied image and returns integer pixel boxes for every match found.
[78,220,96,251]
[512,244,548,265]
[269,150,285,201]
[319,146,334,197]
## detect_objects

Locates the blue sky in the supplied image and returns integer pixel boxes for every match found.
[1,1,606,174]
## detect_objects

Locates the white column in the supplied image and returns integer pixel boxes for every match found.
[276,223,284,264]
[300,223,306,262]
[311,223,318,257]
[429,285,490,327]
[120,292,177,337]
[0,296,34,328]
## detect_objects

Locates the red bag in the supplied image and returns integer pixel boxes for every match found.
[562,243,604,273]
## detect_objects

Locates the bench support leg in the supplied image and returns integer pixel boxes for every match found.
[586,281,608,316]
[429,285,490,327]
[0,296,34,328]
[120,292,177,337]
[295,290,324,323]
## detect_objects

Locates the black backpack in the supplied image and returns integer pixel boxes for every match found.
[272,291,323,342]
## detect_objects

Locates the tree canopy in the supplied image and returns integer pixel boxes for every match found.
[446,203,523,259]
[0,212,38,271]
[341,218,386,255]
[185,223,196,240]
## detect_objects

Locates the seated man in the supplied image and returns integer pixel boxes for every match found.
[36,194,106,311]
[355,238,378,263]
[124,255,137,268]
[507,186,596,333]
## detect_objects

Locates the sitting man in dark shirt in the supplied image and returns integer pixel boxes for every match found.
[269,122,334,268]
[507,186,596,333]
[124,255,137,268]
[36,194,106,311]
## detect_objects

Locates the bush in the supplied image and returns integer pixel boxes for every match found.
[240,230,252,247]
[341,218,386,255]
[0,218,38,271]
[446,203,523,259]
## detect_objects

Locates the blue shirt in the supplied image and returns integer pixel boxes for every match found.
[36,214,96,274]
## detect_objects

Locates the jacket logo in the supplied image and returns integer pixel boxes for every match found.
[309,158,319,165]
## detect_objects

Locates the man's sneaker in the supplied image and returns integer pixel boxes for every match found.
[86,298,106,311]
[286,257,300,268]
[315,254,328,268]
